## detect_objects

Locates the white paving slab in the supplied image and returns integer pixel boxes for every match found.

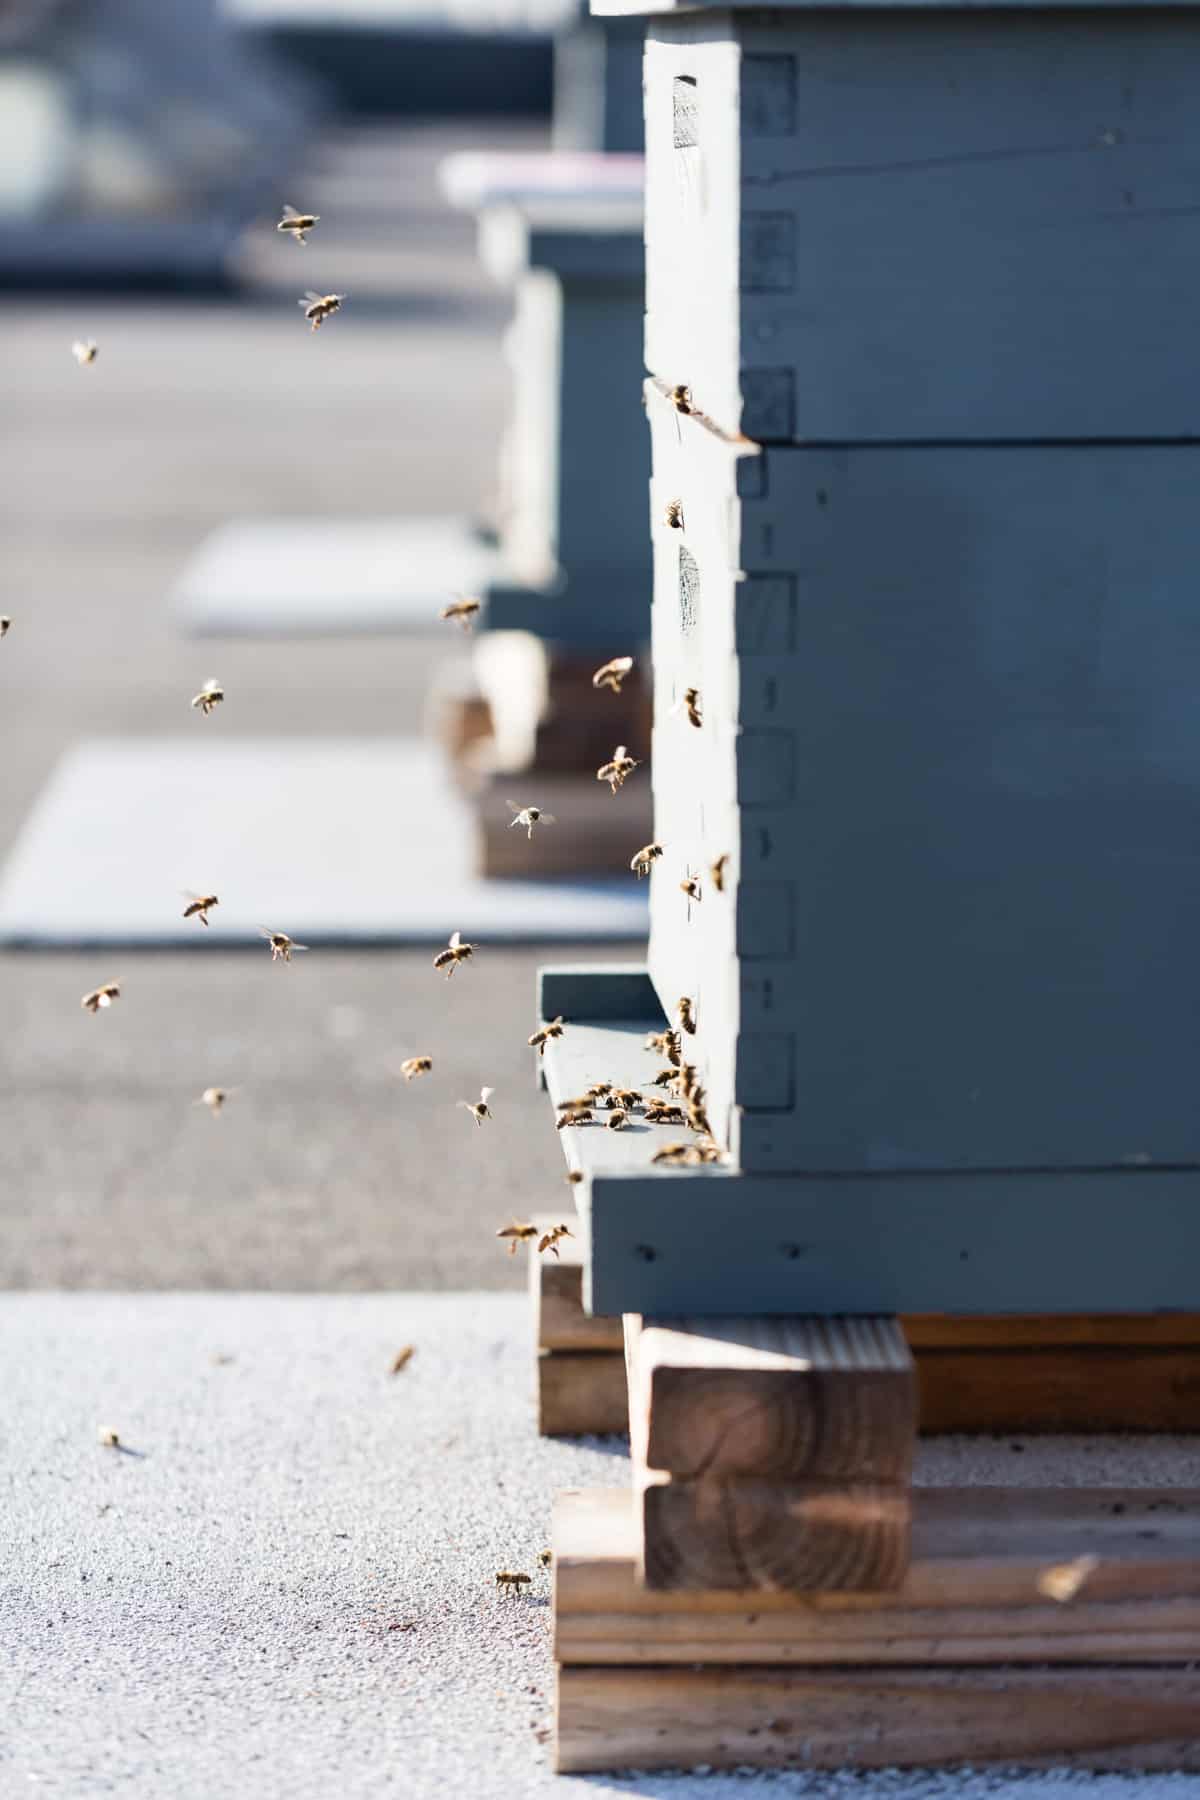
[3,1290,1199,1800]
[0,738,648,945]
[171,516,499,636]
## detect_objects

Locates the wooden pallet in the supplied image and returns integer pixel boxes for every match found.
[530,1240,1200,1435]
[553,1486,1200,1772]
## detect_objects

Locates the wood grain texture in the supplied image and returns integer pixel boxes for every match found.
[916,1346,1200,1434]
[554,1486,1200,1663]
[904,1314,1200,1349]
[538,1351,630,1436]
[555,1665,1200,1773]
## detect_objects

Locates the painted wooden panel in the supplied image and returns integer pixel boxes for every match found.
[643,15,1200,441]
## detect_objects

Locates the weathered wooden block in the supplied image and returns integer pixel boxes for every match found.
[626,1314,915,1590]
[634,11,1200,442]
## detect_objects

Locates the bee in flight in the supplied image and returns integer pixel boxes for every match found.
[433,929,474,977]
[191,678,224,716]
[678,996,697,1035]
[389,1345,416,1376]
[673,686,702,729]
[260,929,308,964]
[440,596,481,632]
[680,876,701,905]
[182,892,219,927]
[459,1086,495,1126]
[670,384,692,415]
[72,340,98,366]
[496,1220,539,1256]
[81,982,120,1015]
[663,499,685,530]
[399,1055,433,1082]
[0,617,10,638]
[663,1028,682,1067]
[300,290,344,332]
[564,1168,584,1186]
[538,1223,573,1258]
[276,203,320,244]
[710,853,729,893]
[592,655,634,695]
[98,1427,121,1448]
[630,842,663,879]
[538,1549,553,1569]
[597,746,640,796]
[197,1086,233,1115]
[1036,1554,1099,1604]
[495,1571,532,1597]
[528,1016,565,1056]
[508,801,555,840]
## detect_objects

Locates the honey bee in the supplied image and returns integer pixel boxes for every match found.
[710,853,729,893]
[81,982,120,1015]
[596,745,640,795]
[585,1082,613,1101]
[680,876,702,904]
[508,801,556,839]
[300,290,344,331]
[592,655,634,694]
[663,499,685,530]
[191,678,224,716]
[630,842,663,879]
[609,1087,641,1111]
[663,1028,682,1066]
[687,1091,713,1136]
[459,1086,495,1126]
[389,1345,415,1376]
[538,1549,553,1569]
[644,1029,672,1055]
[644,1098,685,1125]
[555,1106,593,1130]
[528,1016,565,1056]
[565,1168,584,1186]
[260,929,308,963]
[197,1086,232,1115]
[72,340,98,366]
[276,203,320,243]
[399,1056,433,1081]
[678,997,697,1035]
[441,596,481,632]
[0,617,9,638]
[670,384,693,415]
[1036,1554,1099,1604]
[98,1427,121,1448]
[691,1136,726,1164]
[182,892,219,926]
[648,1067,679,1091]
[672,686,702,729]
[651,1140,694,1166]
[606,1108,629,1130]
[433,929,474,977]
[538,1223,573,1257]
[495,1570,532,1596]
[496,1221,539,1255]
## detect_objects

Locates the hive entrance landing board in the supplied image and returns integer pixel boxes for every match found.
[0,740,648,946]
[171,516,498,637]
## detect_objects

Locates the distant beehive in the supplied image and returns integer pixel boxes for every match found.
[635,0,1200,1181]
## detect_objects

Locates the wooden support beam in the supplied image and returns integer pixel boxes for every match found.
[538,1352,629,1437]
[530,1219,624,1354]
[555,1665,1200,1774]
[626,1315,916,1591]
[554,1486,1200,1664]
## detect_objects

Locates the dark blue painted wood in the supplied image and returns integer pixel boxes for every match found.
[539,965,661,1021]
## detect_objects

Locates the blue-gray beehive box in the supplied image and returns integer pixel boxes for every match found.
[544,0,1200,1314]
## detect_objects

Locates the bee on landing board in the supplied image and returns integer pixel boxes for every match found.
[440,596,481,632]
[648,1067,678,1092]
[182,892,219,927]
[399,1056,433,1082]
[433,930,474,977]
[81,982,120,1015]
[596,746,640,795]
[299,290,344,331]
[190,678,224,716]
[630,842,663,879]
[592,655,634,695]
[276,203,320,244]
[508,801,555,840]
[605,1108,629,1131]
[555,1106,593,1130]
[607,1087,641,1112]
[644,1029,672,1056]
[72,340,98,366]
[538,1223,573,1258]
[710,853,729,894]
[496,1221,539,1255]
[495,1571,532,1596]
[459,1086,495,1126]
[663,1028,682,1067]
[260,929,308,963]
[663,499,685,531]
[528,1016,565,1056]
[644,1098,685,1125]
[584,1082,613,1102]
[678,997,697,1036]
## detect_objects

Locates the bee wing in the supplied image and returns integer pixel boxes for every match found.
[480,1086,495,1104]
[537,813,557,827]
[303,290,324,303]
[281,203,301,220]
[257,926,276,940]
[505,799,524,814]
[614,746,628,761]
[290,942,310,952]
[448,929,462,949]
